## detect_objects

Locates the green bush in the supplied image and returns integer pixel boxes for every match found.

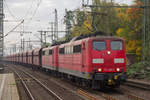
[127,61,150,79]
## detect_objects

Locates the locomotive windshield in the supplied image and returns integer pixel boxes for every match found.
[111,41,123,50]
[93,41,106,51]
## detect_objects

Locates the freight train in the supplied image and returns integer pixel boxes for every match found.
[3,35,127,89]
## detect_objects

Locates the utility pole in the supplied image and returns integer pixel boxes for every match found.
[40,31,43,47]
[22,39,40,50]
[143,0,150,60]
[91,0,97,32]
[21,39,22,52]
[38,30,49,47]
[20,38,25,51]
[54,9,58,41]
[38,30,47,47]
[43,31,47,44]
[0,0,3,57]
[13,44,16,53]
[50,22,54,43]
[38,29,67,45]
[23,38,25,51]
[29,38,31,50]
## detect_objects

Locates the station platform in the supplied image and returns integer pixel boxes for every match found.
[0,73,20,100]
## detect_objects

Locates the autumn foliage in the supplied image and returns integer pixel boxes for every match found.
[116,1,143,59]
[69,0,145,61]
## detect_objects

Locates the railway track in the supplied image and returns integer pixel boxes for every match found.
[8,64,84,100]
[9,67,63,100]
[77,87,146,100]
[119,87,146,100]
[125,79,150,91]
[77,89,118,100]
[12,69,35,100]
[76,80,148,100]
[6,63,149,100]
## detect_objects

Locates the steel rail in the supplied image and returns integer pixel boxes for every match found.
[77,89,98,100]
[125,80,150,91]
[15,67,63,100]
[10,68,35,100]
[11,64,128,100]
[78,88,146,100]
[8,64,146,100]
[121,87,145,100]
[77,89,118,100]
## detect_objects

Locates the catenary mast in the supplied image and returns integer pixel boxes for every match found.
[0,0,3,57]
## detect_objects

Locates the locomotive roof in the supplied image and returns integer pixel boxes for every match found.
[90,36,124,40]
[43,45,58,51]
[33,48,42,52]
[59,36,124,47]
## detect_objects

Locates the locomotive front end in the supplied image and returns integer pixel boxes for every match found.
[91,37,127,88]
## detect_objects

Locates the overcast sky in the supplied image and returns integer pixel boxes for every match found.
[4,0,133,53]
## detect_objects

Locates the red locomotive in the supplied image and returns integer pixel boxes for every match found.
[3,36,127,88]
[42,46,58,71]
[57,36,126,88]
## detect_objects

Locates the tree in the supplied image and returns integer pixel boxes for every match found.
[116,1,143,59]
[71,12,92,37]
[92,0,121,35]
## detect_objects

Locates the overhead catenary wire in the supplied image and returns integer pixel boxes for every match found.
[3,0,17,20]
[3,0,37,41]
[4,0,38,21]
[27,0,42,24]
[1,20,24,39]
[3,0,42,43]
[21,0,36,20]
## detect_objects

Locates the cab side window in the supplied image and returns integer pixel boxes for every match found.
[49,50,53,55]
[73,45,81,53]
[59,48,64,54]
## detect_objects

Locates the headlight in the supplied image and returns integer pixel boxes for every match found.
[114,58,124,63]
[98,68,102,72]
[116,68,120,72]
[107,51,111,55]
